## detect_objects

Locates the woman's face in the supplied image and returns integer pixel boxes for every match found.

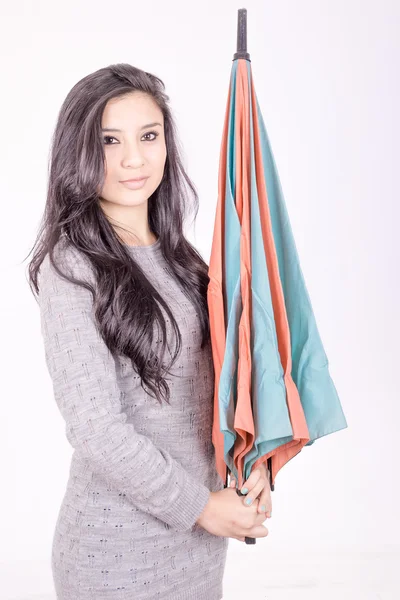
[99,92,167,208]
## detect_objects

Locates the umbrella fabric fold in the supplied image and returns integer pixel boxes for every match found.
[207,33,348,494]
[250,73,348,476]
[235,60,311,490]
[207,81,236,487]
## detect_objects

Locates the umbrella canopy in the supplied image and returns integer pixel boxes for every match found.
[207,7,348,531]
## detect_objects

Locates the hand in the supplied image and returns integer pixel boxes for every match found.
[196,488,269,542]
[229,463,272,518]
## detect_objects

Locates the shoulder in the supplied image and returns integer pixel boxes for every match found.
[40,236,94,279]
[38,237,96,301]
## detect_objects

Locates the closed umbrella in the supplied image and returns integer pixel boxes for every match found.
[207,8,348,544]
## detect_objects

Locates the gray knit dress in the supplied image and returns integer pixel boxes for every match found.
[38,235,229,600]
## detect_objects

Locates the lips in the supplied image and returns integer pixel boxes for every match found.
[120,177,149,182]
[120,178,149,190]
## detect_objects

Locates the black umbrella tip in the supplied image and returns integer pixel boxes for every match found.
[233,8,251,61]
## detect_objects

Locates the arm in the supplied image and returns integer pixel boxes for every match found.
[37,245,211,532]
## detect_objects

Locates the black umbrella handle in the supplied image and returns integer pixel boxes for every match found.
[268,456,275,491]
[233,8,251,62]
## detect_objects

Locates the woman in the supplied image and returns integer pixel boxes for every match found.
[28,63,268,600]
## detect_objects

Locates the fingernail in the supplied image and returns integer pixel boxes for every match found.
[261,504,266,512]
[241,487,248,494]
[245,497,252,505]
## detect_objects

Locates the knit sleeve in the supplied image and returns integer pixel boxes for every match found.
[37,245,211,533]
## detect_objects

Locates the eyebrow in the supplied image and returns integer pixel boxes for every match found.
[102,122,162,132]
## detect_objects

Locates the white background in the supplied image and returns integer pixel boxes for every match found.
[1,0,399,598]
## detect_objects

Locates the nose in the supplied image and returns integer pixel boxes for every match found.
[120,140,145,168]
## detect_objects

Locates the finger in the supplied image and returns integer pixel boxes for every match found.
[254,478,272,515]
[240,469,262,495]
[230,478,236,488]
[257,488,272,517]
[242,479,265,507]
[249,524,269,539]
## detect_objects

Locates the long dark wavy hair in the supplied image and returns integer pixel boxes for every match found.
[27,63,211,406]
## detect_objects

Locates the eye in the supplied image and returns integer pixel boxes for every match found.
[103,136,118,145]
[142,131,159,142]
